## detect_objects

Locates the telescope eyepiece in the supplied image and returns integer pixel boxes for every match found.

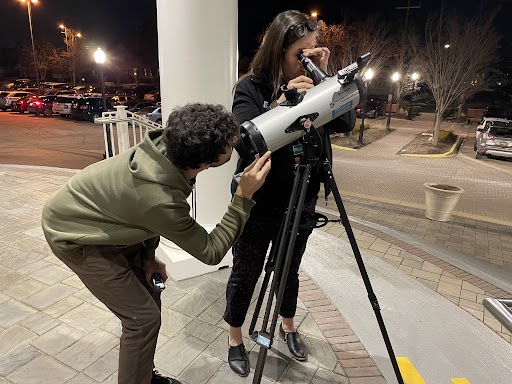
[298,52,328,85]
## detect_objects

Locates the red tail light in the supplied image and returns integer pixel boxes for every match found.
[34,101,42,106]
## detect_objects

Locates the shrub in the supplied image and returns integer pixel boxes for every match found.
[438,130,457,142]
[415,103,436,113]
[442,108,457,118]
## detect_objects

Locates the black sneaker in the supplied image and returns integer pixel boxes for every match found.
[152,369,181,384]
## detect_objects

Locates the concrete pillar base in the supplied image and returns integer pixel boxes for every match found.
[156,235,233,282]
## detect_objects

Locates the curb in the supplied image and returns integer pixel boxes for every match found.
[401,136,463,158]
[328,189,512,228]
[298,270,386,382]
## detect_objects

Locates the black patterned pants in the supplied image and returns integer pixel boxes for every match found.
[223,199,316,328]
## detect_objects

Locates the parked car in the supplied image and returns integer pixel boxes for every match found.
[111,95,135,107]
[147,107,162,124]
[11,95,33,113]
[71,97,113,121]
[27,95,58,117]
[0,91,10,110]
[47,89,78,96]
[143,90,160,102]
[129,101,155,113]
[134,106,158,116]
[475,121,512,159]
[474,117,511,150]
[356,97,385,118]
[12,79,34,89]
[142,107,162,124]
[42,82,68,94]
[1,91,35,111]
[134,106,162,124]
[53,95,79,117]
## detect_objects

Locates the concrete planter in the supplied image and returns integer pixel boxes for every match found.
[423,183,464,222]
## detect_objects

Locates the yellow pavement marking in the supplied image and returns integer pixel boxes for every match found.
[401,137,462,158]
[451,379,471,384]
[331,144,356,150]
[396,357,426,384]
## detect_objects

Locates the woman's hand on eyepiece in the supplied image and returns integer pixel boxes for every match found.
[302,47,330,72]
[235,151,272,200]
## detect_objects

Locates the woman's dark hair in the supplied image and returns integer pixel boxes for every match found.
[249,10,313,98]
[163,103,239,169]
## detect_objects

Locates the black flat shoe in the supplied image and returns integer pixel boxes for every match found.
[152,369,181,384]
[279,323,307,361]
[228,343,250,377]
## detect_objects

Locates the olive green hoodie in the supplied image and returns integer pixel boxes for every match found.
[41,128,254,265]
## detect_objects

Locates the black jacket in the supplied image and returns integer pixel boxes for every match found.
[232,75,355,220]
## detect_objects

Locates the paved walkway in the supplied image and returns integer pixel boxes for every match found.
[1,120,512,383]
[0,166,384,384]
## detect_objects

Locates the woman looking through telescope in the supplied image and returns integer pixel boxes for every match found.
[223,10,356,377]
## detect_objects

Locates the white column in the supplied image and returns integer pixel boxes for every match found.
[155,0,238,281]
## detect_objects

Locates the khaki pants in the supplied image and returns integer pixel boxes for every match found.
[47,240,161,384]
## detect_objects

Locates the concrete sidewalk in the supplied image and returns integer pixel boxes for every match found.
[2,117,512,384]
[0,165,384,384]
[1,163,511,383]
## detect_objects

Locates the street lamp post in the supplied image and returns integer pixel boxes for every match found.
[94,47,112,157]
[59,24,82,84]
[358,68,374,145]
[19,0,40,95]
[94,48,107,112]
[409,72,419,120]
[386,72,400,131]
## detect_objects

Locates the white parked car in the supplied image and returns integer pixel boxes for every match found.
[0,91,11,109]
[474,117,512,150]
[1,91,35,111]
[52,95,79,116]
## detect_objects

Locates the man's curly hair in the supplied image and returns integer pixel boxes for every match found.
[163,103,240,169]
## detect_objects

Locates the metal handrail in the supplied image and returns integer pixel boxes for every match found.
[94,105,162,158]
[482,298,512,334]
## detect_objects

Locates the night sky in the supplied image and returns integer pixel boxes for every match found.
[0,0,510,64]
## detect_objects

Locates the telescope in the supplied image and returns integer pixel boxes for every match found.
[239,53,371,158]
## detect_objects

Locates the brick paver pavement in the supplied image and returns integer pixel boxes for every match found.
[0,166,385,384]
[2,115,512,383]
[330,120,512,222]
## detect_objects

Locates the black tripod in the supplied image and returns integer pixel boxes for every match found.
[248,127,405,384]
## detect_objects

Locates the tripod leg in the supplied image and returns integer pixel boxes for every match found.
[322,160,405,384]
[248,217,285,337]
[252,164,313,384]
[252,347,268,383]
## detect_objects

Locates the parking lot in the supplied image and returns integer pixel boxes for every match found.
[0,111,104,169]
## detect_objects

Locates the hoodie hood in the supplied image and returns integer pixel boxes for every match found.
[129,128,193,195]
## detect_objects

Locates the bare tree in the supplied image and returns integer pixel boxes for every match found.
[389,32,419,115]
[414,14,499,145]
[47,48,68,82]
[318,21,347,74]
[35,42,59,81]
[16,46,34,78]
[318,17,391,75]
[60,26,83,84]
